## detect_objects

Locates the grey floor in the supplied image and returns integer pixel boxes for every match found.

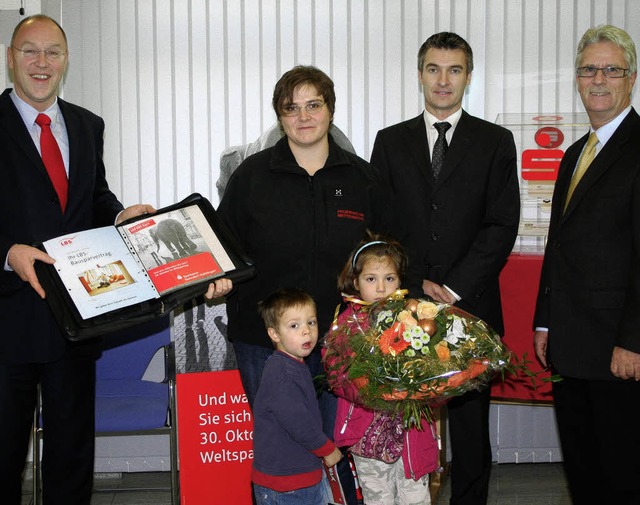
[21,462,571,504]
[433,463,571,505]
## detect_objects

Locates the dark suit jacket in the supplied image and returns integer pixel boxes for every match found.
[370,111,520,334]
[534,108,640,380]
[0,89,124,364]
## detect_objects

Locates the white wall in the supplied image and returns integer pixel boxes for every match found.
[17,0,638,208]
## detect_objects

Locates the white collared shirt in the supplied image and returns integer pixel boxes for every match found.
[423,107,463,158]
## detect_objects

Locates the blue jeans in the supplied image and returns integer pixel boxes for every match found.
[254,479,328,505]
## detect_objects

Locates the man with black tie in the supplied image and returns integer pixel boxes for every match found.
[533,25,640,504]
[370,32,520,505]
[0,15,156,505]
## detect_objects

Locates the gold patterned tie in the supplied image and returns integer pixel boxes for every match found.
[564,132,598,212]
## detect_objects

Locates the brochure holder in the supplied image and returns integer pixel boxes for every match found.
[36,193,254,340]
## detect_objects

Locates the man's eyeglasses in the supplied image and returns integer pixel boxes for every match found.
[281,101,326,117]
[576,66,630,79]
[11,46,67,62]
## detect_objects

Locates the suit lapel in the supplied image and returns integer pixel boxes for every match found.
[0,90,48,172]
[434,110,474,190]
[563,110,639,218]
[58,99,81,213]
[402,114,431,184]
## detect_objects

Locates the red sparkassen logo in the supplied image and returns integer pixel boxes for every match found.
[534,127,564,149]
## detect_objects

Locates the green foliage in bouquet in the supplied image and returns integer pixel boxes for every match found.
[325,290,511,428]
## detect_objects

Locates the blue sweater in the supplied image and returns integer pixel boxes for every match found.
[252,350,335,491]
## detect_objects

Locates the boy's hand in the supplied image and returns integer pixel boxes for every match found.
[323,447,342,468]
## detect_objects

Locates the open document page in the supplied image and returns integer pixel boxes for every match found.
[43,226,159,320]
[118,204,235,295]
[42,205,237,321]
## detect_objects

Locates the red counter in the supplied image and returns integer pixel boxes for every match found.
[491,254,553,403]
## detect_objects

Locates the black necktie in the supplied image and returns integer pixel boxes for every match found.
[432,121,451,179]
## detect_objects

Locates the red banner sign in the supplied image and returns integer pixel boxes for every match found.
[177,370,253,504]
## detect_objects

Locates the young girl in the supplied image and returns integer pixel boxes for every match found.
[325,233,439,505]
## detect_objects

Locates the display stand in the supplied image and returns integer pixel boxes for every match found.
[495,113,589,254]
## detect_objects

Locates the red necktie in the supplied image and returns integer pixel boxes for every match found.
[35,113,68,212]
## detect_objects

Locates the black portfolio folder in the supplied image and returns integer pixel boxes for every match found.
[36,193,254,340]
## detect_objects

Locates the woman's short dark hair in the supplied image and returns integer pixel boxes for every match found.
[272,65,336,119]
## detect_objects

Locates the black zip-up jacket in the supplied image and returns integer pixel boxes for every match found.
[218,135,390,348]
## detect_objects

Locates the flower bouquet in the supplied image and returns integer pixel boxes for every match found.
[323,290,511,428]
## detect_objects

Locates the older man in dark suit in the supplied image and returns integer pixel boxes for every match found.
[0,15,156,505]
[370,32,520,505]
[534,25,640,504]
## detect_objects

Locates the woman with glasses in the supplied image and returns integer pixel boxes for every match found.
[213,65,389,504]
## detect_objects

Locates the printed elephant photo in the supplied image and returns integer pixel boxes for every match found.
[149,218,199,260]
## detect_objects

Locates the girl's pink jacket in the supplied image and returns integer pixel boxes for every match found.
[324,301,439,480]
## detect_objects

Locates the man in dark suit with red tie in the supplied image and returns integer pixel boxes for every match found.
[534,25,640,504]
[370,32,520,505]
[0,15,155,505]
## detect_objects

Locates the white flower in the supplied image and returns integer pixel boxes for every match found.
[444,317,466,346]
[377,310,393,324]
[411,326,424,338]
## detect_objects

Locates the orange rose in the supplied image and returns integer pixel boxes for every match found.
[416,301,439,320]
[435,342,451,361]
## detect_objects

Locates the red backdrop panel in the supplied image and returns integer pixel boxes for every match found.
[491,254,553,403]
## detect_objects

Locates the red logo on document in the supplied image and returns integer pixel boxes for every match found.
[128,219,156,234]
[58,236,76,246]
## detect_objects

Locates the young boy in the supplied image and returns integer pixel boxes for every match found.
[252,288,342,505]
